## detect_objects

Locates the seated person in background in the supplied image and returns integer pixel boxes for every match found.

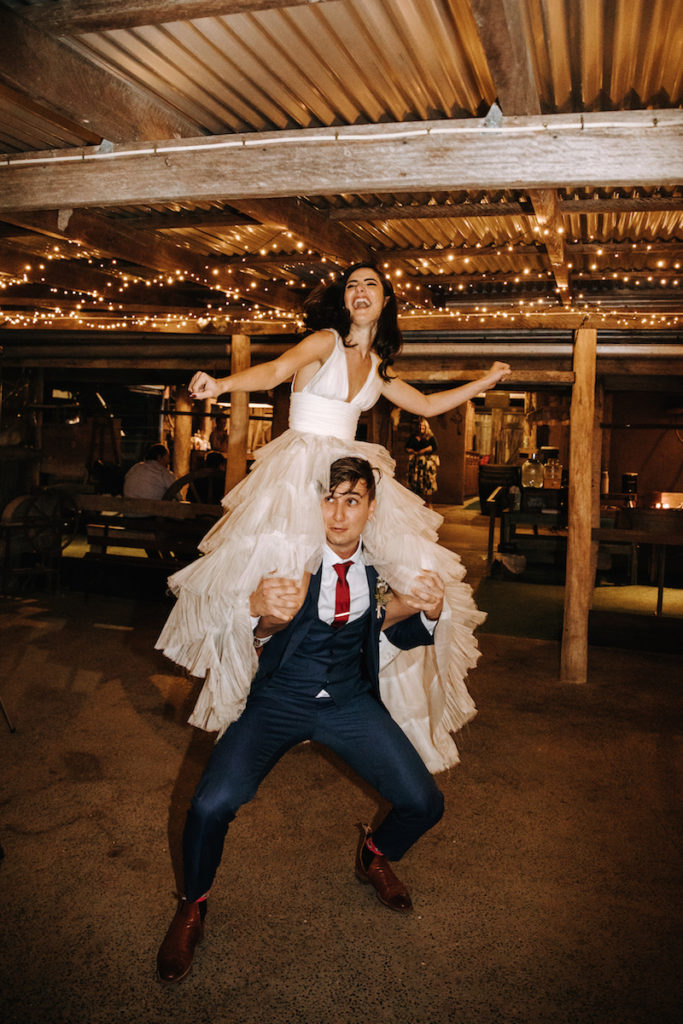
[123,443,176,500]
[194,451,227,504]
[209,415,229,455]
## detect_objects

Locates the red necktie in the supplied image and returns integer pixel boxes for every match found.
[333,561,353,628]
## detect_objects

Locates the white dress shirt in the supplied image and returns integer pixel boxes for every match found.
[251,541,436,644]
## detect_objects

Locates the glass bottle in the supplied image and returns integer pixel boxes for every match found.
[543,455,563,489]
[521,452,544,488]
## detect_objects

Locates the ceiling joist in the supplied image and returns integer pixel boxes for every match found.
[1,111,681,214]
[23,0,336,35]
[0,6,200,143]
[0,209,299,311]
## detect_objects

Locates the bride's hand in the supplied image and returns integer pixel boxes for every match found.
[189,371,221,400]
[485,361,512,387]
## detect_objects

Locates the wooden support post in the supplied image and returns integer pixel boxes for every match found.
[451,407,466,505]
[561,328,597,683]
[28,369,44,489]
[368,397,393,450]
[591,381,604,584]
[173,388,192,498]
[225,334,250,493]
[201,398,212,444]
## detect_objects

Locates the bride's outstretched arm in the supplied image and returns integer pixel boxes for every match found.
[188,330,335,401]
[381,361,511,417]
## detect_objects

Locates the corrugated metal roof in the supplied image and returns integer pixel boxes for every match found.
[0,0,681,333]
[65,0,492,133]
[54,0,683,135]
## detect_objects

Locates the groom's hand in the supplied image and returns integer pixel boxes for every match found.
[382,570,445,629]
[250,573,308,634]
[405,570,445,620]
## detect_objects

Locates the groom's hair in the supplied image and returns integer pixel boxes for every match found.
[327,457,377,501]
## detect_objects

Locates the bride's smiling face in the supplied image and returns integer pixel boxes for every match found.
[343,267,388,324]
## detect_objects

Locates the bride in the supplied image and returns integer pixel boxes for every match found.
[156,264,510,772]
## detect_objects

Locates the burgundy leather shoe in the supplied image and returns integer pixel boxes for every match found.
[156,899,204,983]
[355,833,413,913]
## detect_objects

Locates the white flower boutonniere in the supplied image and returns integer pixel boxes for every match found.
[374,576,390,618]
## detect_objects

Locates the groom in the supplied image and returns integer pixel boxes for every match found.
[157,456,446,982]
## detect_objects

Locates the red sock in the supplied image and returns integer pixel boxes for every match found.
[365,835,384,857]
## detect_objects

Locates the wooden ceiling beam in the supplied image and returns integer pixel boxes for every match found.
[329,195,683,223]
[469,0,540,115]
[115,208,258,231]
[227,197,371,266]
[528,187,571,305]
[561,196,683,215]
[470,0,573,304]
[329,201,529,221]
[1,111,680,213]
[398,312,683,331]
[370,241,683,262]
[0,210,299,311]
[24,1,337,35]
[0,81,102,147]
[225,251,340,267]
[0,7,199,143]
[0,241,143,296]
[0,279,224,310]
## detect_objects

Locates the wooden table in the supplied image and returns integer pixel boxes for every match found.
[592,527,683,615]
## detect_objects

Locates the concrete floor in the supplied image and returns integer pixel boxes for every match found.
[1,515,682,1024]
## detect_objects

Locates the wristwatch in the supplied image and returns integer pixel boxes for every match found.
[253,635,269,649]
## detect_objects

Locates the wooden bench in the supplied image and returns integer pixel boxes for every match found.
[76,493,222,565]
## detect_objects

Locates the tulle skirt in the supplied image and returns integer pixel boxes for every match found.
[155,427,485,772]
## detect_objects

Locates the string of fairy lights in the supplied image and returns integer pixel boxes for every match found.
[0,232,681,332]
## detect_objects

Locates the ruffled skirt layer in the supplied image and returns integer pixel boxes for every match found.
[155,428,485,773]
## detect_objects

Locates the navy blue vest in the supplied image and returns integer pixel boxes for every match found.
[256,609,372,705]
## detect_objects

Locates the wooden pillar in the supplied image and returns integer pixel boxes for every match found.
[561,328,597,683]
[591,381,605,583]
[601,390,613,491]
[28,369,44,488]
[173,388,192,497]
[201,398,213,443]
[451,407,466,505]
[369,396,393,449]
[225,333,250,493]
[490,405,504,462]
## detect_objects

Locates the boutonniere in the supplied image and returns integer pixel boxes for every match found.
[374,576,390,618]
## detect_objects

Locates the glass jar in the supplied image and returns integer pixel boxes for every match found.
[521,452,544,488]
[544,456,563,489]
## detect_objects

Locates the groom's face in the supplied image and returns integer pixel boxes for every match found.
[321,479,376,558]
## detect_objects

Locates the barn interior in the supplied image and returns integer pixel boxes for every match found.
[0,2,681,1022]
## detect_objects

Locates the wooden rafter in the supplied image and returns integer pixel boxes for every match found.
[112,209,258,231]
[24,1,336,34]
[329,195,683,222]
[470,0,573,304]
[371,241,683,262]
[0,241,142,296]
[0,7,199,143]
[227,197,372,265]
[0,209,299,311]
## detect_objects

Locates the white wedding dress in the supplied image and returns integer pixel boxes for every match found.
[156,331,485,772]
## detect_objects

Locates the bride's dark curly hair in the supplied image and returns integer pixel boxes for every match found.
[303,263,402,382]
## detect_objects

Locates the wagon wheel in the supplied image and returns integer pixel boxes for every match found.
[162,468,225,505]
[2,489,80,556]
[20,489,80,554]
